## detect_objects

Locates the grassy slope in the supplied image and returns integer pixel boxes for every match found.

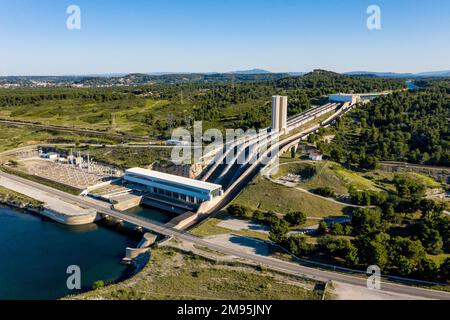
[0,125,118,153]
[234,176,347,217]
[0,95,271,137]
[69,247,322,300]
[273,159,380,195]
[0,99,169,135]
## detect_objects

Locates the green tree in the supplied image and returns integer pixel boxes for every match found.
[393,175,426,201]
[330,223,345,236]
[284,211,307,227]
[440,258,450,282]
[419,225,443,255]
[313,187,336,198]
[416,258,439,281]
[269,220,290,244]
[352,208,385,236]
[227,204,250,217]
[317,220,328,235]
[389,237,426,276]
[92,280,105,290]
[287,235,312,256]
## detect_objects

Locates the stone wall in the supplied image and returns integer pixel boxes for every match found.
[151,161,206,179]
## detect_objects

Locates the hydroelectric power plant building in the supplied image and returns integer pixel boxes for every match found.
[123,168,223,206]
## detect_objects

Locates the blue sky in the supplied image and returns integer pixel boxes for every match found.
[1,0,449,75]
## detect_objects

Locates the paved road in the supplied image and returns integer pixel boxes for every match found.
[1,169,449,300]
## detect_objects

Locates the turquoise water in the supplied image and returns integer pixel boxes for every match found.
[406,81,419,90]
[0,205,138,300]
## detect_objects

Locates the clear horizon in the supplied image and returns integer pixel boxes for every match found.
[1,0,449,76]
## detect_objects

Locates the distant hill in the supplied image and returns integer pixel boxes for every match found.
[345,70,450,78]
[2,68,449,88]
[229,69,272,75]
[415,70,450,77]
[287,72,306,76]
[275,69,407,93]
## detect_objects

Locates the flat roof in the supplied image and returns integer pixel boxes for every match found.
[125,167,222,192]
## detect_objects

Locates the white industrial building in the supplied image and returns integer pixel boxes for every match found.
[123,168,223,205]
[309,153,323,161]
[271,95,288,131]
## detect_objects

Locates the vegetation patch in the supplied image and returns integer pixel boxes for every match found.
[68,247,323,300]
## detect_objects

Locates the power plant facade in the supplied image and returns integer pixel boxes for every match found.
[271,95,288,131]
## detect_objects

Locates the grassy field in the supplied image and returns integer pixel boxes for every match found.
[272,159,380,195]
[234,175,348,218]
[0,125,119,153]
[69,247,323,300]
[0,94,272,138]
[0,98,171,136]
[362,170,444,191]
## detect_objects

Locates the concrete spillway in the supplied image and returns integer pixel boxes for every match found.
[199,102,341,190]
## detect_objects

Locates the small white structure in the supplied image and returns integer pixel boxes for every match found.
[309,153,323,161]
[75,157,83,166]
[45,153,59,161]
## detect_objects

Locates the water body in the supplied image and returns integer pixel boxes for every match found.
[406,81,419,90]
[126,205,178,224]
[0,205,138,300]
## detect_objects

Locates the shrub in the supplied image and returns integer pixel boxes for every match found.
[313,187,336,198]
[284,211,307,226]
[287,235,313,256]
[317,220,328,235]
[440,258,450,282]
[317,235,359,266]
[227,204,250,217]
[269,220,290,244]
[330,223,345,236]
[252,211,280,227]
[92,280,105,290]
